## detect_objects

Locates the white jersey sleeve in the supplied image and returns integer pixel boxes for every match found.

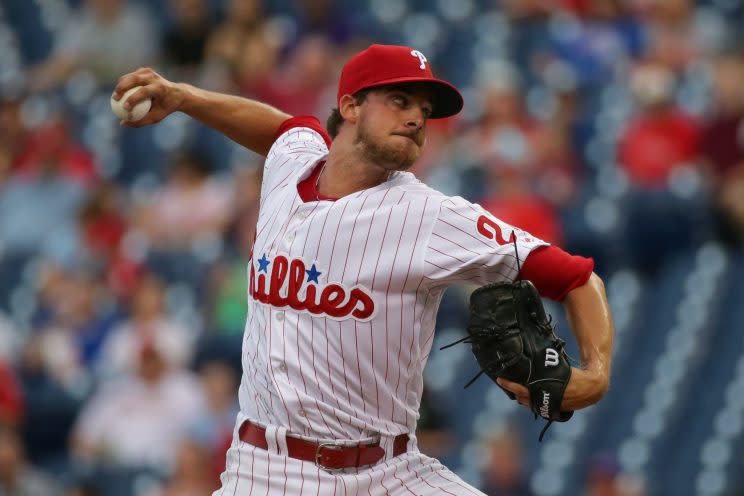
[423,196,549,286]
[261,116,330,204]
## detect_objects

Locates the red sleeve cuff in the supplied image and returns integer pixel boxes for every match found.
[518,245,594,302]
[273,115,332,148]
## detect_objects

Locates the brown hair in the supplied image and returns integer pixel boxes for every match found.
[325,88,372,139]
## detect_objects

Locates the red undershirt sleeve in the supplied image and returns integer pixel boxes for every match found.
[518,245,594,302]
[273,115,332,148]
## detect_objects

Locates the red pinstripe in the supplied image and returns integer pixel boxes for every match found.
[285,211,320,436]
[439,205,495,248]
[382,200,410,419]
[367,191,398,419]
[405,456,450,495]
[429,227,482,257]
[231,445,242,496]
[385,457,418,496]
[434,470,484,496]
[423,262,513,282]
[413,460,458,496]
[431,232,521,264]
[426,244,467,263]
[324,201,359,428]
[392,197,428,426]
[340,196,373,418]
[308,317,334,434]
[402,276,427,432]
[247,447,256,495]
[266,315,293,430]
[263,446,270,496]
[259,159,293,204]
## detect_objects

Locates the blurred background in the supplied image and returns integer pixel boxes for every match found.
[0,0,743,495]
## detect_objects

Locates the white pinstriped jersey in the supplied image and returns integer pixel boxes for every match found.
[238,124,548,442]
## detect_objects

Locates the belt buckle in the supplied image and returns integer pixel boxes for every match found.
[315,442,346,471]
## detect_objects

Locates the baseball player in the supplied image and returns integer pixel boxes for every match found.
[113,44,614,495]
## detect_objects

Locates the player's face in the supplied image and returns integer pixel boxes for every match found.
[354,85,434,171]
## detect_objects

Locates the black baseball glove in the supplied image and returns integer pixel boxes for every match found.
[444,280,573,440]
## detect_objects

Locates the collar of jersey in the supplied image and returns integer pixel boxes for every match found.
[295,158,409,203]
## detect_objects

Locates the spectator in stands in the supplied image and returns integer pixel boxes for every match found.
[204,0,282,92]
[17,335,83,469]
[618,63,708,269]
[252,36,337,117]
[10,117,97,188]
[0,124,90,259]
[136,153,232,252]
[31,262,70,330]
[480,165,564,245]
[462,63,565,244]
[78,184,126,260]
[188,360,239,482]
[27,0,158,91]
[640,0,729,72]
[34,265,118,394]
[64,478,101,496]
[0,313,21,365]
[0,96,25,175]
[700,54,744,244]
[0,361,23,427]
[224,165,261,258]
[531,123,582,210]
[548,0,644,88]
[582,452,646,496]
[71,338,205,469]
[204,257,249,336]
[466,62,543,173]
[583,453,620,496]
[291,0,355,47]
[480,426,533,496]
[145,439,216,496]
[618,63,701,189]
[97,272,194,380]
[0,147,10,191]
[162,0,215,81]
[77,183,141,299]
[414,389,456,459]
[203,166,261,335]
[0,424,59,496]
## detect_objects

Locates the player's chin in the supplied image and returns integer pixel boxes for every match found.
[388,139,420,167]
[388,148,419,170]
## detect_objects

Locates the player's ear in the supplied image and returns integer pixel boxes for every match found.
[339,94,360,124]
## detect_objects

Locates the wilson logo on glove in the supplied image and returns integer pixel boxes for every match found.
[545,348,560,367]
[540,391,551,418]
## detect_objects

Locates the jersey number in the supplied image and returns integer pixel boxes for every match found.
[477,215,514,246]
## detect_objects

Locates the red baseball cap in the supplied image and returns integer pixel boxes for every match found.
[337,44,463,119]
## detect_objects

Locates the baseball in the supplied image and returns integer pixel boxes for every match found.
[110,86,152,122]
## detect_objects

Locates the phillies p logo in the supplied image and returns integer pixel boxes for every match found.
[410,50,427,70]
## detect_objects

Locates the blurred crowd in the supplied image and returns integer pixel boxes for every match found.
[1,0,744,495]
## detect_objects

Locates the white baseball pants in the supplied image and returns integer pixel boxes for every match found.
[212,422,486,496]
